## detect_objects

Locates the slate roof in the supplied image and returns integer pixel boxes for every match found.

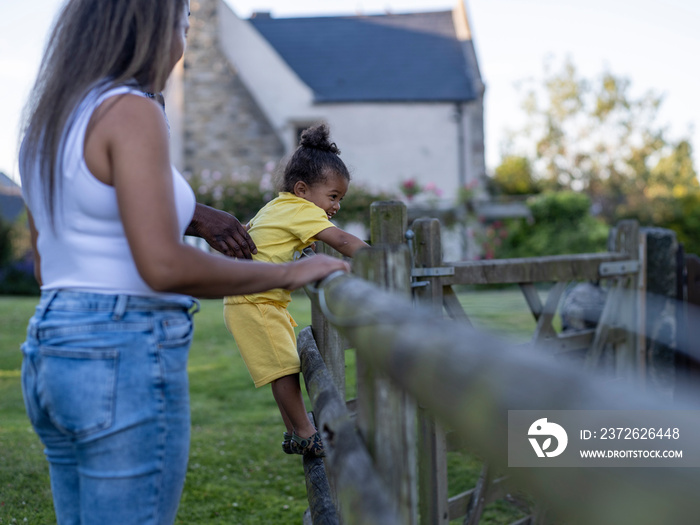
[0,172,24,223]
[0,172,20,192]
[249,11,477,103]
[0,194,24,223]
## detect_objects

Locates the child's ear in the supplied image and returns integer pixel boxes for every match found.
[293,181,308,197]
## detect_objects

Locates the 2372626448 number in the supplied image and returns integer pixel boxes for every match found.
[598,427,679,440]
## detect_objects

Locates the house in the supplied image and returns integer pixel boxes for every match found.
[166,0,486,202]
[0,172,24,223]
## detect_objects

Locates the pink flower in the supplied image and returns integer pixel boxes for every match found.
[400,178,422,200]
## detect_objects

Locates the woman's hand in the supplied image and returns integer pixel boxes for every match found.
[187,203,257,259]
[283,254,350,290]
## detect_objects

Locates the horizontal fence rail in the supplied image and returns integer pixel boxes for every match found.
[303,269,700,525]
[438,252,633,286]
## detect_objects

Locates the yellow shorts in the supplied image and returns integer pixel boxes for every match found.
[223,301,299,388]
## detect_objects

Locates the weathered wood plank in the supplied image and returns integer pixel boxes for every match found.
[508,517,532,525]
[446,477,508,521]
[355,244,418,525]
[637,233,648,387]
[311,242,347,399]
[531,282,566,348]
[370,201,408,245]
[538,329,594,355]
[297,326,403,525]
[585,278,626,371]
[519,283,543,321]
[443,286,473,325]
[442,252,628,286]
[412,217,450,525]
[463,464,491,525]
[303,443,339,525]
[642,227,678,399]
[412,218,446,311]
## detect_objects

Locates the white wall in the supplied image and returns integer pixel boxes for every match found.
[315,103,465,197]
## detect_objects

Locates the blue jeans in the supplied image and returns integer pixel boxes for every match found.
[21,290,199,525]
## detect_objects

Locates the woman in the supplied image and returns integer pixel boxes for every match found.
[18,1,349,523]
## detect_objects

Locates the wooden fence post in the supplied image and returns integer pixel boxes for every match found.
[370,201,408,245]
[354,201,418,524]
[612,220,641,379]
[312,242,347,399]
[411,218,450,525]
[641,227,679,400]
[586,220,642,381]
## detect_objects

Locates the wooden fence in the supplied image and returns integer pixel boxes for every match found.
[296,201,697,525]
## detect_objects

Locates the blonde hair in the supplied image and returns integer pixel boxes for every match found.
[20,0,188,224]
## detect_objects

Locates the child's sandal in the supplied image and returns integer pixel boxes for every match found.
[289,431,325,457]
[282,431,294,455]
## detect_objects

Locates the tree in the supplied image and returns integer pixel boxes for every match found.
[504,58,673,202]
[496,57,698,254]
[619,139,700,255]
[492,155,539,196]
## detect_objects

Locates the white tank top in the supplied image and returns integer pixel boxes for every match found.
[20,83,196,297]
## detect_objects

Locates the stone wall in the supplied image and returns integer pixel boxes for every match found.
[183,0,284,178]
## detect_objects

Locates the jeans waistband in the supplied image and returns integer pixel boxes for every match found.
[36,290,200,321]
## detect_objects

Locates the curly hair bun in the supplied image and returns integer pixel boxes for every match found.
[299,124,340,154]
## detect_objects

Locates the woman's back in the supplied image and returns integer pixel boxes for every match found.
[20,82,196,296]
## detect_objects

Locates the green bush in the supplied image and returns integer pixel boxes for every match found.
[0,263,40,295]
[484,191,609,259]
[0,218,12,267]
[0,216,40,296]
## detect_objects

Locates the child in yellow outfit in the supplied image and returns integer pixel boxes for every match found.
[224,124,368,457]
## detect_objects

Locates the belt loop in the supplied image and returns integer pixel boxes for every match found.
[112,295,129,321]
[189,298,201,316]
[35,290,59,320]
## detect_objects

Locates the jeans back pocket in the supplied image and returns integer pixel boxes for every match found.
[37,346,118,438]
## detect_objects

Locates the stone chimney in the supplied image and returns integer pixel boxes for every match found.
[180,0,284,178]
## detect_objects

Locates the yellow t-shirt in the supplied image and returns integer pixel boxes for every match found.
[224,192,335,306]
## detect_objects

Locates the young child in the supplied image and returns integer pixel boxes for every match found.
[223,124,369,457]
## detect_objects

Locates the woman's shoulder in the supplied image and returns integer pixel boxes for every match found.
[80,80,142,106]
[75,81,152,128]
[88,85,164,135]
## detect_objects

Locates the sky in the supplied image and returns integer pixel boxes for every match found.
[1,0,699,183]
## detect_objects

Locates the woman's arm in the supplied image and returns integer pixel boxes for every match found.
[87,94,347,297]
[186,203,257,259]
[315,226,369,258]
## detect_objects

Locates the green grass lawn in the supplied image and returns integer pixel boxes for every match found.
[0,288,538,524]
